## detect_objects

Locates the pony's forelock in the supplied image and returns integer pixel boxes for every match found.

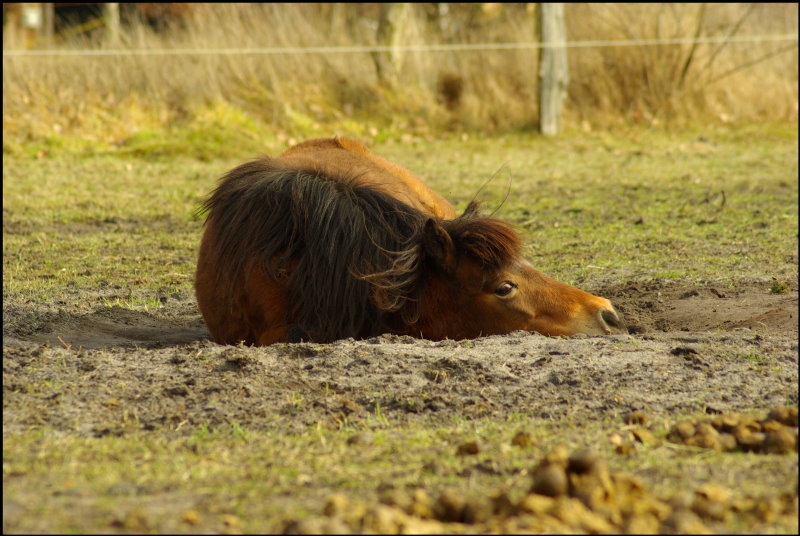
[445,215,522,269]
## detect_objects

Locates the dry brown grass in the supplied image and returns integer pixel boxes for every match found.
[2,3,797,148]
[566,3,799,125]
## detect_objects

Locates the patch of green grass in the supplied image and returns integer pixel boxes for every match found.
[115,101,280,161]
[3,123,797,305]
[770,280,790,294]
[2,155,219,304]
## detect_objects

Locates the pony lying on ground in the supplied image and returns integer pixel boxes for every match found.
[195,137,625,345]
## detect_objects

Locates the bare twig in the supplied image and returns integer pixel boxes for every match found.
[678,3,707,89]
[701,3,757,76]
[708,43,798,85]
[56,335,72,350]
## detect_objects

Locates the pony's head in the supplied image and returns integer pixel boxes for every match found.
[406,202,625,339]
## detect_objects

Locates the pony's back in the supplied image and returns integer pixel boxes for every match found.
[274,138,456,219]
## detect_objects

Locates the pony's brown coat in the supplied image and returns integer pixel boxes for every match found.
[195,137,624,345]
[277,138,455,219]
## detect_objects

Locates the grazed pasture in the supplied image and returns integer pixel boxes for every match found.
[3,125,798,533]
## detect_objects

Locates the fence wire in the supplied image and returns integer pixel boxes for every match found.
[3,33,798,57]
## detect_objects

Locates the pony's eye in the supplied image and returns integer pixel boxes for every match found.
[494,281,518,297]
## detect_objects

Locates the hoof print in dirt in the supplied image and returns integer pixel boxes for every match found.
[671,346,699,356]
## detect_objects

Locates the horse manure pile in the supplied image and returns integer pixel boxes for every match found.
[667,406,798,454]
[284,437,798,534]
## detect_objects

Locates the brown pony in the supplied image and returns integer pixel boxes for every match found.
[195,137,625,345]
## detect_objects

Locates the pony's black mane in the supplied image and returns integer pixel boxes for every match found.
[200,158,521,342]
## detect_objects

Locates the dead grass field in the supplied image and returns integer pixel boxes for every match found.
[3,3,798,150]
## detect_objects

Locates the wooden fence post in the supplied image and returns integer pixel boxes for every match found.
[41,2,54,46]
[372,3,410,84]
[538,3,568,136]
[103,3,120,45]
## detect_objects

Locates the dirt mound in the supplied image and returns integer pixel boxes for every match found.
[3,278,798,434]
[3,320,798,438]
[3,280,797,351]
[596,279,797,336]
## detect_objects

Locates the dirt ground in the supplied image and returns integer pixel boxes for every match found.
[3,274,799,535]
[3,278,797,437]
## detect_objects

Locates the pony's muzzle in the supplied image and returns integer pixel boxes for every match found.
[597,307,626,334]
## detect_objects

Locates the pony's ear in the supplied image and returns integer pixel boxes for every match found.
[462,201,480,218]
[422,219,456,274]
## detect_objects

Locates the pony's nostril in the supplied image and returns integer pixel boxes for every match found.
[600,308,624,330]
